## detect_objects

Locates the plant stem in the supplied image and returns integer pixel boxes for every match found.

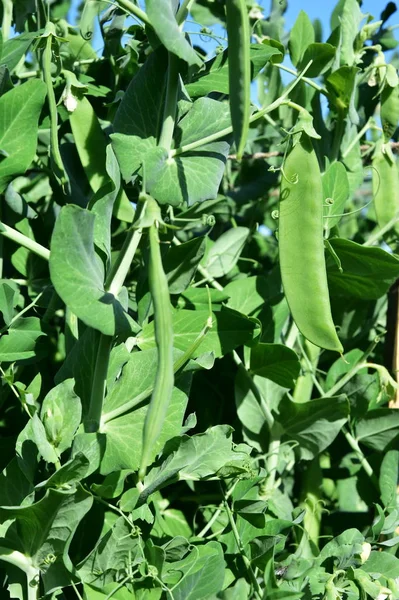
[220,484,262,600]
[105,228,143,296]
[42,33,69,191]
[176,0,192,24]
[65,307,79,355]
[273,63,328,95]
[85,334,113,432]
[342,427,378,488]
[264,424,281,493]
[115,0,151,26]
[363,214,399,246]
[331,114,345,161]
[341,119,371,159]
[0,222,50,260]
[171,60,314,157]
[294,338,323,401]
[1,0,13,41]
[158,52,180,151]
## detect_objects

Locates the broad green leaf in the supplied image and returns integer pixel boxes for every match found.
[288,10,315,67]
[145,0,202,67]
[30,414,60,464]
[165,237,206,294]
[0,79,47,192]
[91,470,132,499]
[0,279,19,325]
[277,395,349,460]
[326,66,359,116]
[0,486,92,560]
[113,97,231,206]
[0,458,33,507]
[326,238,399,299]
[40,379,82,455]
[0,317,45,363]
[84,583,133,600]
[0,32,39,72]
[221,579,250,599]
[319,528,364,567]
[250,343,300,388]
[362,551,399,579]
[298,43,335,77]
[100,376,190,475]
[138,307,259,358]
[225,275,280,316]
[139,426,250,501]
[322,161,350,229]
[331,0,364,66]
[163,541,225,599]
[178,287,229,310]
[355,409,399,451]
[49,205,135,336]
[204,227,250,278]
[186,44,282,97]
[40,453,90,489]
[379,450,399,509]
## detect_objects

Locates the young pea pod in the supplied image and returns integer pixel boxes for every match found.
[279,133,343,353]
[226,0,251,160]
[372,138,399,231]
[381,83,399,142]
[139,198,174,480]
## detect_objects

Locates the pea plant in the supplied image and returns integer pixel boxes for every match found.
[1,0,399,598]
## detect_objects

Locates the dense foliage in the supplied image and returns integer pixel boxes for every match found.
[0,0,399,598]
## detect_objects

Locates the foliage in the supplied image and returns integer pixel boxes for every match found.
[0,0,398,599]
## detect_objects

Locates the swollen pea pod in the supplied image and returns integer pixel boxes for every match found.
[279,133,343,353]
[226,0,251,160]
[381,83,399,142]
[139,197,174,480]
[372,138,399,231]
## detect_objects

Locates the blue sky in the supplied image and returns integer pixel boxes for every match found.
[283,0,389,31]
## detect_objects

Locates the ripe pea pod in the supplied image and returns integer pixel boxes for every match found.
[372,138,399,230]
[226,0,251,160]
[381,83,399,142]
[139,197,174,480]
[279,133,343,353]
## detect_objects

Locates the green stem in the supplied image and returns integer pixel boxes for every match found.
[364,214,399,246]
[293,339,322,401]
[115,0,151,26]
[331,114,345,161]
[220,484,262,600]
[105,228,143,296]
[342,427,378,488]
[0,221,50,260]
[341,119,371,159]
[264,424,281,493]
[159,52,180,151]
[298,458,323,557]
[85,334,113,432]
[170,60,314,157]
[0,548,40,600]
[1,0,13,41]
[65,307,79,355]
[42,33,69,191]
[273,63,328,96]
[176,0,193,24]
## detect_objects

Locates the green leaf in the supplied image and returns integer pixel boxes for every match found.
[100,376,190,475]
[91,470,132,499]
[0,279,19,325]
[49,205,134,336]
[204,227,250,277]
[40,453,90,489]
[298,43,336,78]
[288,10,315,67]
[0,317,45,363]
[225,275,281,316]
[250,343,300,388]
[139,426,250,501]
[319,528,364,567]
[362,551,399,578]
[84,583,133,600]
[165,237,206,294]
[322,161,350,229]
[138,307,259,358]
[0,79,46,190]
[145,0,202,67]
[40,379,82,455]
[0,32,39,72]
[379,450,399,509]
[163,541,225,599]
[186,44,282,97]
[277,395,349,460]
[355,409,399,451]
[333,0,364,66]
[326,238,399,299]
[326,66,359,116]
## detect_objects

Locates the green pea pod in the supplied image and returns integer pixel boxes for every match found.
[279,133,343,353]
[381,84,399,142]
[226,0,251,160]
[139,213,174,480]
[372,139,399,230]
